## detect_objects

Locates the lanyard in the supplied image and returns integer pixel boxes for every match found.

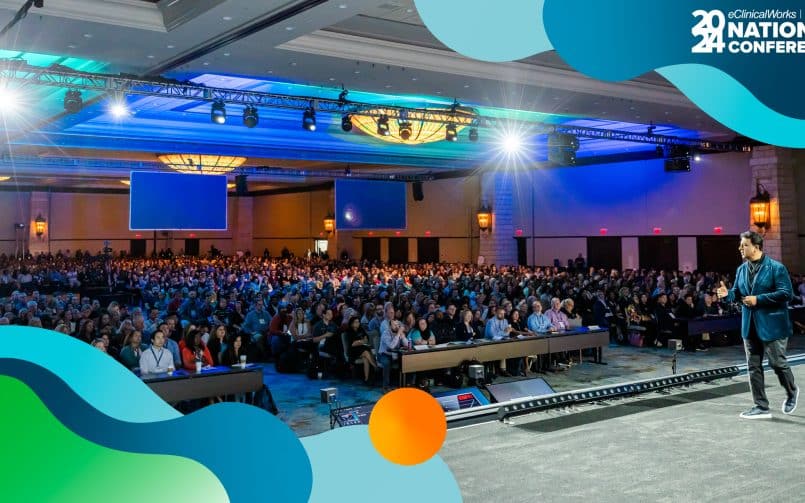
[150,347,165,367]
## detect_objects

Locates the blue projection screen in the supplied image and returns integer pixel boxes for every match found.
[129,171,227,230]
[335,179,406,230]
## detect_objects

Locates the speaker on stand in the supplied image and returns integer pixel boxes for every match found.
[412,181,424,201]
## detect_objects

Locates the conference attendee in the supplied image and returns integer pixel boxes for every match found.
[157,322,182,367]
[344,315,378,384]
[139,331,173,374]
[508,310,529,335]
[242,300,270,346]
[546,298,569,330]
[378,319,409,390]
[717,231,798,419]
[119,330,147,370]
[221,334,247,366]
[289,308,311,342]
[561,298,582,328]
[90,338,107,353]
[485,307,512,341]
[180,329,213,371]
[408,318,436,346]
[206,324,228,366]
[527,300,554,334]
[458,309,480,341]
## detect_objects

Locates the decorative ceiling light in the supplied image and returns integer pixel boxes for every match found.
[158,154,246,174]
[0,176,10,182]
[749,180,771,232]
[349,106,475,145]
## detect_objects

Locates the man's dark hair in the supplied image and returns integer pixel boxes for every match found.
[740,230,764,250]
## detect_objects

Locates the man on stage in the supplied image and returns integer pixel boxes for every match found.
[717,231,798,419]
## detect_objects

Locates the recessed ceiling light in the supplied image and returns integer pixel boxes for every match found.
[464,84,470,88]
[385,84,392,88]
[354,70,360,74]
[328,77,336,81]
[67,44,77,49]
[290,61,297,66]
[436,91,442,94]
[167,44,175,49]
[83,33,92,38]
[223,16,232,20]
[223,52,230,56]
[285,26,294,31]
[635,115,641,119]
[267,70,273,74]
[338,3,348,8]
[203,61,210,66]
[553,96,560,100]
[665,111,671,115]
[411,77,417,81]
[147,55,154,59]
[406,8,413,13]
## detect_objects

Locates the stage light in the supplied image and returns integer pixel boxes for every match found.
[468,126,479,142]
[0,86,19,113]
[693,153,702,162]
[302,105,316,131]
[210,99,226,124]
[341,114,353,132]
[548,148,576,166]
[445,123,458,142]
[377,114,390,136]
[110,101,129,118]
[242,105,258,128]
[655,145,664,157]
[501,133,523,154]
[398,121,412,140]
[64,90,83,114]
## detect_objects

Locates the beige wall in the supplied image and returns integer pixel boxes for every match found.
[0,191,31,255]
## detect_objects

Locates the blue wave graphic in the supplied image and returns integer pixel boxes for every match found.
[0,327,179,423]
[301,426,462,503]
[0,358,313,503]
[659,64,805,149]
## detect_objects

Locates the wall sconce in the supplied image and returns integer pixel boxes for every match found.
[749,180,771,232]
[34,214,47,238]
[323,213,335,235]
[477,204,492,233]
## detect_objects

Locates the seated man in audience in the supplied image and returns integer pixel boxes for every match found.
[156,322,182,368]
[139,330,174,374]
[546,297,569,330]
[527,300,554,334]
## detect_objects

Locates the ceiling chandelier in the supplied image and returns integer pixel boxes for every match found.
[350,106,476,145]
[157,154,246,174]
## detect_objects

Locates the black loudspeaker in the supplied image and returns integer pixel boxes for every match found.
[235,174,248,195]
[412,181,424,201]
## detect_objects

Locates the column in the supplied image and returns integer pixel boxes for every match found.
[232,196,253,254]
[750,146,799,267]
[29,191,50,255]
[478,172,517,266]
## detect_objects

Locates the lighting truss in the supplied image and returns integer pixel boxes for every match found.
[0,58,750,152]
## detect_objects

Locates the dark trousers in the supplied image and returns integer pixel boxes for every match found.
[744,322,797,409]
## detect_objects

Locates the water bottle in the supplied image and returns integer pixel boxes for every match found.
[194,349,203,373]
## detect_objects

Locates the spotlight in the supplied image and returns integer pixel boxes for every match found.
[693,152,702,162]
[210,99,226,124]
[468,126,479,142]
[242,105,258,128]
[548,147,576,166]
[64,90,83,114]
[377,114,390,136]
[302,106,316,131]
[0,86,19,113]
[502,133,523,154]
[341,114,353,132]
[109,101,129,118]
[445,123,458,142]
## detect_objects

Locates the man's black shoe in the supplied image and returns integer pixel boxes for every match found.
[783,387,799,415]
[739,406,772,419]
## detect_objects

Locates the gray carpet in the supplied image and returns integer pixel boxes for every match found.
[441,365,805,503]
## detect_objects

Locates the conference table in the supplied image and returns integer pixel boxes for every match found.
[397,327,609,385]
[141,364,263,403]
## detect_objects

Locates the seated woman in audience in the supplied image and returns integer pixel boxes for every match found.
[458,309,480,341]
[180,329,213,371]
[139,330,173,374]
[221,333,246,366]
[343,315,379,384]
[119,330,147,370]
[206,324,228,366]
[77,319,96,343]
[90,338,107,353]
[408,317,436,346]
[508,309,530,335]
[289,307,310,342]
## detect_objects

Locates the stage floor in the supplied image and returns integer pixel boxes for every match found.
[441,364,805,502]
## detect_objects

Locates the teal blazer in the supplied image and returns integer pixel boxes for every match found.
[726,254,793,342]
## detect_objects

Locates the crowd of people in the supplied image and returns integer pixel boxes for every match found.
[2,251,805,389]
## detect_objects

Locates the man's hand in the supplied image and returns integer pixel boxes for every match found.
[716,281,728,299]
[743,296,757,307]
